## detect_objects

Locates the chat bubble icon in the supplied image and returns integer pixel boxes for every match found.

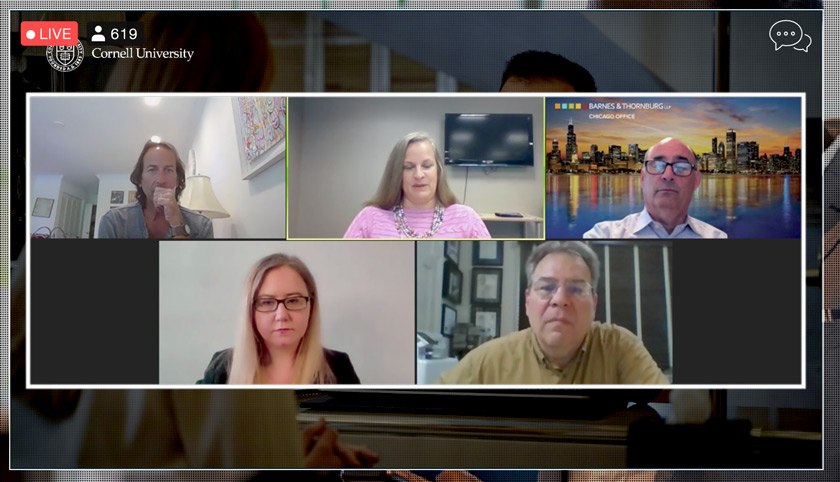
[793,33,812,53]
[769,20,804,51]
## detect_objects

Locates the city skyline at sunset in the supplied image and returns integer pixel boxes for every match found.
[545,96,802,157]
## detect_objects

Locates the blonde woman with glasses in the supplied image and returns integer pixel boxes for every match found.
[198,253,360,384]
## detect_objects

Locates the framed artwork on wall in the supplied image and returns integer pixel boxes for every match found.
[472,305,501,338]
[232,96,287,180]
[473,241,504,266]
[442,260,463,304]
[441,304,457,337]
[445,241,460,264]
[32,197,54,218]
[471,268,502,304]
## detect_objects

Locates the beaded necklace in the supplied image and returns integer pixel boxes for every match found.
[393,204,444,238]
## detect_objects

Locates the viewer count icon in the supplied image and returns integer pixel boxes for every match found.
[91,25,105,42]
[769,19,811,52]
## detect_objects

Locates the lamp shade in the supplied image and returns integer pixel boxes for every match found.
[180,175,230,219]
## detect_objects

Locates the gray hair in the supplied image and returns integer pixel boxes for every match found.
[525,241,600,290]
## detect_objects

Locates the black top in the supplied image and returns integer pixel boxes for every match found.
[196,347,361,384]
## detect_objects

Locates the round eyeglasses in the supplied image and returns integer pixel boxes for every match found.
[254,296,311,312]
[530,280,594,301]
[644,160,697,177]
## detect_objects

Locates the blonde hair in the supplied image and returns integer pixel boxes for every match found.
[228,253,335,384]
[366,132,459,209]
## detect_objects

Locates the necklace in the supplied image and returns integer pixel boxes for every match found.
[393,204,444,238]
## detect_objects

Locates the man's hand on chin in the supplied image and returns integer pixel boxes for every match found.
[153,186,183,227]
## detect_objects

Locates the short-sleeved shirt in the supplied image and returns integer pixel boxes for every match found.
[343,204,491,239]
[98,202,214,239]
[583,208,727,239]
[438,323,669,385]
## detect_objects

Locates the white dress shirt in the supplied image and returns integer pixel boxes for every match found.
[583,208,727,239]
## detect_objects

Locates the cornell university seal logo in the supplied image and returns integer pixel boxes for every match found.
[46,41,84,72]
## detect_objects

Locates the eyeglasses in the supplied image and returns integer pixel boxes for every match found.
[530,280,594,301]
[644,160,697,177]
[254,296,311,312]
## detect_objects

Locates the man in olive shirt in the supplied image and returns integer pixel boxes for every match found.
[439,241,668,384]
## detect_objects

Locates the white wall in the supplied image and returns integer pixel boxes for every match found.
[416,242,444,336]
[288,97,543,238]
[158,241,416,385]
[191,97,286,239]
[29,175,63,234]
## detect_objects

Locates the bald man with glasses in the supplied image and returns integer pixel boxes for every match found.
[584,137,727,239]
[438,241,668,385]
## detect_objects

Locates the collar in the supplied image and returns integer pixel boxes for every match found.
[634,207,698,237]
[528,325,591,371]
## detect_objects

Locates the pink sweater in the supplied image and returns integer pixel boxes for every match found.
[344,205,491,239]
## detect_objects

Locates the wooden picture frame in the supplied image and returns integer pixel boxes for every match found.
[232,97,287,180]
[473,241,504,266]
[471,268,503,304]
[442,260,463,304]
[472,305,501,338]
[441,304,457,337]
[32,197,54,218]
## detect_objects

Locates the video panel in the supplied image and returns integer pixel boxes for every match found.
[545,95,804,240]
[159,241,416,386]
[287,96,545,239]
[27,94,287,240]
[417,240,801,387]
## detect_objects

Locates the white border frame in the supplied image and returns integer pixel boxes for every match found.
[24,91,807,391]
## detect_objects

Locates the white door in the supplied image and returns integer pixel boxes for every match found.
[56,192,83,238]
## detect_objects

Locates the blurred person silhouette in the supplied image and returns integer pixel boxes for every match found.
[389,471,482,482]
[499,50,597,93]
[10,245,376,470]
[12,10,380,473]
[106,11,273,92]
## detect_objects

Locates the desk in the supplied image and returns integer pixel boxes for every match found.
[480,213,543,239]
[296,408,652,468]
[296,410,821,469]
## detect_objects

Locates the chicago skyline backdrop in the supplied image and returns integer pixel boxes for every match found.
[545,96,803,160]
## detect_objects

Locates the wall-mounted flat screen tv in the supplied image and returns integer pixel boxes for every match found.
[444,113,534,167]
